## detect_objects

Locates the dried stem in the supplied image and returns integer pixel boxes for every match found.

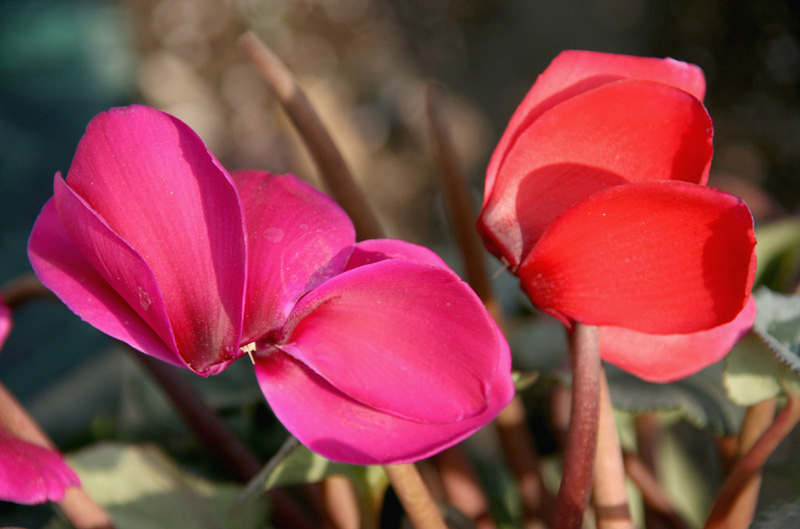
[131,351,315,529]
[705,394,800,529]
[592,371,632,529]
[238,31,383,241]
[426,81,550,525]
[553,323,601,529]
[385,463,448,529]
[723,398,777,529]
[622,453,689,529]
[0,382,114,529]
[0,273,54,309]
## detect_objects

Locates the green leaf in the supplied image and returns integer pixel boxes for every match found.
[511,370,539,392]
[239,439,388,527]
[45,443,270,529]
[605,364,744,436]
[754,218,800,290]
[723,288,800,405]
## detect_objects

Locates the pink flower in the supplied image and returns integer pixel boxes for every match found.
[478,51,757,382]
[28,105,513,464]
[0,298,80,504]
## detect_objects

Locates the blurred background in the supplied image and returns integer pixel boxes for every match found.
[1,0,800,526]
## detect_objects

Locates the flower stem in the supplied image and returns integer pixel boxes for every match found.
[705,394,800,529]
[553,323,601,529]
[131,351,316,529]
[623,452,689,529]
[592,371,632,529]
[426,82,551,525]
[0,382,114,529]
[384,463,448,529]
[723,398,777,529]
[238,31,383,241]
[0,273,53,309]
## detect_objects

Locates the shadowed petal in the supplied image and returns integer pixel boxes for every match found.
[0,300,9,351]
[276,260,503,424]
[601,297,757,382]
[486,50,706,200]
[254,345,513,464]
[0,430,80,504]
[480,80,713,266]
[61,106,246,374]
[344,239,450,270]
[520,181,756,335]
[28,199,183,368]
[233,170,355,343]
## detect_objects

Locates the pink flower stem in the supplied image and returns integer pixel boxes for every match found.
[0,382,114,529]
[553,323,601,529]
[723,398,777,529]
[592,371,632,529]
[238,31,383,241]
[426,82,551,525]
[622,452,689,529]
[705,394,800,529]
[384,464,448,529]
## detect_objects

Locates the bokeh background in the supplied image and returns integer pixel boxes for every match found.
[1,0,800,526]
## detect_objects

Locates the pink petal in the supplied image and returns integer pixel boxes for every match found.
[486,50,706,201]
[344,239,450,270]
[253,344,513,464]
[519,181,756,335]
[601,297,757,382]
[58,105,246,374]
[28,198,184,368]
[0,430,80,504]
[274,260,504,424]
[0,300,10,351]
[232,170,355,343]
[480,80,713,267]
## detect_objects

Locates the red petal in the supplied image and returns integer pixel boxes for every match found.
[519,181,756,334]
[480,80,713,267]
[486,51,706,202]
[600,297,756,382]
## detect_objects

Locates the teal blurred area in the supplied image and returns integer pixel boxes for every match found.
[0,0,136,401]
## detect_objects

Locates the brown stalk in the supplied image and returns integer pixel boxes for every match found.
[426,81,551,524]
[0,273,54,309]
[238,31,383,241]
[592,371,632,529]
[723,398,777,529]
[622,453,689,529]
[385,464,448,529]
[705,394,800,529]
[553,323,601,529]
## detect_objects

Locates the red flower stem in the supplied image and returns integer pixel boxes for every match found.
[426,81,551,525]
[622,453,689,529]
[705,394,800,529]
[0,382,114,529]
[384,463,448,529]
[0,273,54,309]
[553,323,601,529]
[723,398,777,529]
[592,370,632,529]
[131,351,316,529]
[238,31,383,241]
[634,414,670,529]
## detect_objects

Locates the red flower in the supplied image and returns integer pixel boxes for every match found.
[478,51,757,382]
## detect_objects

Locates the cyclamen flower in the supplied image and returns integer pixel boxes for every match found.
[28,105,513,464]
[478,51,757,382]
[0,298,81,504]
